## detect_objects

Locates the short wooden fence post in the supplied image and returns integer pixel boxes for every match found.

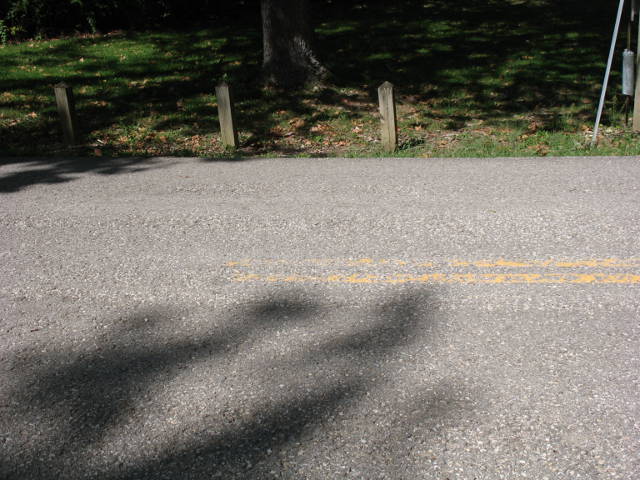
[54,82,78,145]
[378,81,397,152]
[215,82,239,148]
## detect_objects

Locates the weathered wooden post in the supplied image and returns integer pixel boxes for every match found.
[54,82,78,145]
[634,62,640,130]
[378,81,397,152]
[215,82,239,148]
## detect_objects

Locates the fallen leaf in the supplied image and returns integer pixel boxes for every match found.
[290,118,305,129]
[530,144,550,156]
[269,126,285,136]
[310,124,329,133]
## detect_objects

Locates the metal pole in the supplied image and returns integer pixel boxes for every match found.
[633,1,640,130]
[592,0,626,146]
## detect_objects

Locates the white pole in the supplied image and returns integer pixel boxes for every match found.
[592,0,626,146]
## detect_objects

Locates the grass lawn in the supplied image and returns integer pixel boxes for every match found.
[1,0,639,158]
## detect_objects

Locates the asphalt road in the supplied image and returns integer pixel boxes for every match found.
[1,156,639,479]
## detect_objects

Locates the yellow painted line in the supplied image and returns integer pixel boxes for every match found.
[451,259,555,268]
[226,258,640,269]
[232,273,640,285]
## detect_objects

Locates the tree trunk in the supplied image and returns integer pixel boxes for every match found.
[261,0,328,87]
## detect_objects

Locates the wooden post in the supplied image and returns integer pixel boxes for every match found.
[54,82,78,145]
[378,81,397,152]
[215,82,239,148]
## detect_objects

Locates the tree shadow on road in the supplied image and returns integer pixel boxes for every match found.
[1,288,469,479]
[0,153,261,194]
[0,157,163,194]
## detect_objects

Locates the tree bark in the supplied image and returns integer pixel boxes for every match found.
[261,0,328,88]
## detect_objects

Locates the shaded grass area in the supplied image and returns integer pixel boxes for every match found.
[0,0,638,158]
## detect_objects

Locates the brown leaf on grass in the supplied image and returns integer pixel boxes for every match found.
[93,148,103,157]
[310,124,329,134]
[530,144,550,156]
[187,135,204,147]
[289,118,306,130]
[340,98,371,109]
[269,126,285,137]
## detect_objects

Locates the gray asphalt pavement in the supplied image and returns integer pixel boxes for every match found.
[1,156,639,479]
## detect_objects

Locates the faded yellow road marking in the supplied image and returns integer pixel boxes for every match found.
[226,258,640,269]
[226,258,640,285]
[232,273,640,285]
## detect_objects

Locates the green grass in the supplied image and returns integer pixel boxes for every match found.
[0,0,639,158]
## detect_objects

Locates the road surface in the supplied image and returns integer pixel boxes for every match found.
[1,156,639,479]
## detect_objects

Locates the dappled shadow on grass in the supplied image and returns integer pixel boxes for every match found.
[0,28,261,157]
[0,0,620,160]
[319,0,613,123]
[1,288,465,479]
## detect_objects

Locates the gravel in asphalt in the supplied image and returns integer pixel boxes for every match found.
[1,156,639,479]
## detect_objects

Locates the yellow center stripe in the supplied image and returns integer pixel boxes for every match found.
[232,273,640,285]
[226,258,640,269]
